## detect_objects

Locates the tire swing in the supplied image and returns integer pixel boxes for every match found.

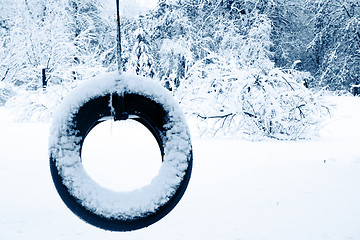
[49,73,193,231]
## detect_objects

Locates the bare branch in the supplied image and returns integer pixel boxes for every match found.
[244,111,257,118]
[343,4,352,18]
[194,112,234,120]
[1,68,10,82]
[282,76,295,91]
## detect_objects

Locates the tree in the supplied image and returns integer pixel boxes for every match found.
[307,0,360,91]
[129,27,155,78]
[146,1,194,91]
[0,0,75,88]
[2,0,115,120]
[0,1,16,83]
[65,0,115,80]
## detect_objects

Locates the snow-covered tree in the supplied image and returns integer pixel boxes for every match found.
[1,0,76,88]
[129,28,155,78]
[238,13,273,69]
[307,0,360,91]
[3,0,114,120]
[0,1,17,104]
[147,1,194,92]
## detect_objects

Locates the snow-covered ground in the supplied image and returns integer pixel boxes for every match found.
[1,96,360,240]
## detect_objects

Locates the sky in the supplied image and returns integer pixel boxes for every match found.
[137,0,158,9]
[104,0,158,17]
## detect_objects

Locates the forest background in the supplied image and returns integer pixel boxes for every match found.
[0,0,359,140]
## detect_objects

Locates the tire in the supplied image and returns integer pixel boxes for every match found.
[49,73,192,231]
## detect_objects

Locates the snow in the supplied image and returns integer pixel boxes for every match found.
[1,96,360,239]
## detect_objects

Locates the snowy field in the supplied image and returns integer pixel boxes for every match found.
[1,96,360,240]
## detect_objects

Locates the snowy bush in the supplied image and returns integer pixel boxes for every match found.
[0,82,14,106]
[5,82,78,122]
[177,54,331,140]
[173,12,331,140]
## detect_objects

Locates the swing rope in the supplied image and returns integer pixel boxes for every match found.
[116,0,122,74]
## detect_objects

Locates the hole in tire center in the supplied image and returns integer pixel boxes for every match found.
[81,119,162,192]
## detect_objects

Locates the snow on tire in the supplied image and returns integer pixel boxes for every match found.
[49,73,193,231]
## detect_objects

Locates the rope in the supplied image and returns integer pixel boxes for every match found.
[116,0,122,74]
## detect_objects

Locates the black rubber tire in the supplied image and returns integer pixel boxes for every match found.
[50,90,192,231]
